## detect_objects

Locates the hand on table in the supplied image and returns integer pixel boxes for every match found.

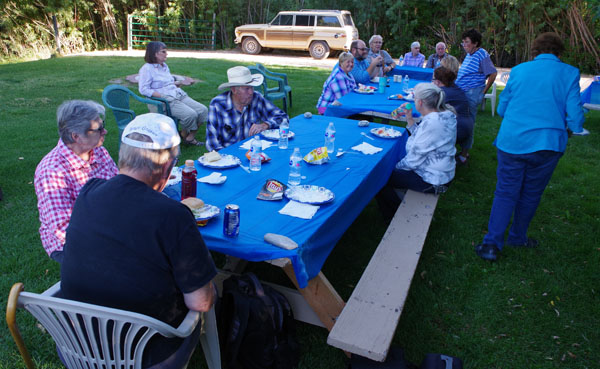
[249,122,269,136]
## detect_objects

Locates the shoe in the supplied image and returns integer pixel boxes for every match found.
[456,153,469,165]
[507,237,538,248]
[474,243,499,261]
[183,138,204,146]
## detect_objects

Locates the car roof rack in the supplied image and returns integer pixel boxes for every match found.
[299,9,343,13]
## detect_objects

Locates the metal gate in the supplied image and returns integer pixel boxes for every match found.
[127,14,216,50]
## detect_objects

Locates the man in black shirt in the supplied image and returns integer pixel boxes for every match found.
[61,113,217,368]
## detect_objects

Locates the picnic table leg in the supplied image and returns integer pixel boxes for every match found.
[282,263,345,331]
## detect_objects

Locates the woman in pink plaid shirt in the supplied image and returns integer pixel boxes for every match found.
[34,100,118,263]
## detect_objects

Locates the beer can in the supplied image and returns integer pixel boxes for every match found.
[223,204,240,237]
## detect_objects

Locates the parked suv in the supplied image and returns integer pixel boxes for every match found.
[234,10,358,59]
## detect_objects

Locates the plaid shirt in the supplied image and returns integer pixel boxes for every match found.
[206,91,288,151]
[402,52,425,68]
[316,68,356,109]
[34,140,118,256]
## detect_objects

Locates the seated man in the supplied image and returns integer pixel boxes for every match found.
[34,100,118,263]
[401,41,425,68]
[367,35,396,76]
[206,66,288,151]
[349,39,382,84]
[426,42,449,68]
[61,113,217,368]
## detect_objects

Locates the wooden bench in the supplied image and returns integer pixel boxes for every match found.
[327,190,440,362]
[583,103,600,111]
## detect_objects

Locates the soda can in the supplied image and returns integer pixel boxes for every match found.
[223,204,240,237]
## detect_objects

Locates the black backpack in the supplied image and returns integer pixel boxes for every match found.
[218,273,300,369]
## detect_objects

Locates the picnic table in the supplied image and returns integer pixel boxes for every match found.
[324,66,433,120]
[164,114,407,329]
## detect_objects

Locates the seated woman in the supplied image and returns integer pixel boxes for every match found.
[316,52,356,114]
[138,41,207,146]
[432,66,474,164]
[377,83,457,219]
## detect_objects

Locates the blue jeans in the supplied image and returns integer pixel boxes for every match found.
[483,149,562,249]
[463,85,485,150]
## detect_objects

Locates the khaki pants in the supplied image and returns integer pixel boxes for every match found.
[149,93,208,132]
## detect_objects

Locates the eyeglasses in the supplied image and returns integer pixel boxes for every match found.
[87,120,106,134]
[372,41,383,44]
[172,156,179,167]
[353,47,368,51]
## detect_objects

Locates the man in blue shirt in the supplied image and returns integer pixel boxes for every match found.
[349,40,382,85]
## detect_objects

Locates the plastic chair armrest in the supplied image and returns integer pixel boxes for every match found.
[174,309,201,337]
[42,281,61,297]
[149,97,172,116]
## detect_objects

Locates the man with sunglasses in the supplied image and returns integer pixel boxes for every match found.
[349,39,383,84]
[34,100,118,263]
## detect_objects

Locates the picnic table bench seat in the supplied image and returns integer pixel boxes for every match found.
[327,190,439,361]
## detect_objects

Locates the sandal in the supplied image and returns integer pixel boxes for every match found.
[456,153,469,165]
[183,138,204,146]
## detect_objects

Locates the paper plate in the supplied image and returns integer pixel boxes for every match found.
[370,127,402,138]
[353,88,377,94]
[167,166,182,186]
[260,129,296,141]
[284,185,334,205]
[198,154,241,168]
[192,204,220,221]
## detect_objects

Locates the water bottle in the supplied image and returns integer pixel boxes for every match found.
[249,135,262,171]
[181,159,197,200]
[399,55,404,66]
[402,74,410,92]
[324,122,336,154]
[278,119,289,149]
[288,147,302,186]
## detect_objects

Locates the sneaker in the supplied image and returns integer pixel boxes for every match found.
[507,237,539,248]
[474,243,499,261]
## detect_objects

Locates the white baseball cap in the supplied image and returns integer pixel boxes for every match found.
[121,113,181,149]
[218,66,264,90]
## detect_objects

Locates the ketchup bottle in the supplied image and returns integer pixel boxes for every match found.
[181,159,197,200]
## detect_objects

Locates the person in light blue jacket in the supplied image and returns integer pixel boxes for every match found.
[475,32,585,261]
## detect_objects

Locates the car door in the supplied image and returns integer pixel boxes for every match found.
[265,14,294,48]
[315,15,346,50]
[292,14,315,48]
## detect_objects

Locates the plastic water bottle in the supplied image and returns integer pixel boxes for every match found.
[399,55,404,66]
[288,147,302,186]
[249,135,262,171]
[402,74,409,92]
[181,159,197,200]
[324,122,336,154]
[278,119,289,149]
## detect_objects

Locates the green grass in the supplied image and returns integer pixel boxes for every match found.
[1,56,599,369]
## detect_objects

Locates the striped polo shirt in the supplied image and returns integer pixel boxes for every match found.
[456,48,496,91]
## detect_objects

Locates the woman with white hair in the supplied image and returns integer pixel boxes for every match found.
[400,41,425,68]
[368,35,396,75]
[316,52,357,114]
[377,83,457,218]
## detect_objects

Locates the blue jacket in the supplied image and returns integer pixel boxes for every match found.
[495,54,584,154]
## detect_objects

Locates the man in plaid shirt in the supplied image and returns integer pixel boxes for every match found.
[401,41,426,68]
[34,100,118,263]
[206,66,288,151]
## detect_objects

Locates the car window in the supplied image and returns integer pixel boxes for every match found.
[317,16,341,27]
[342,14,354,26]
[295,15,315,27]
[271,14,293,25]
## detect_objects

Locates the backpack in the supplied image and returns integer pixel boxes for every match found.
[217,273,300,369]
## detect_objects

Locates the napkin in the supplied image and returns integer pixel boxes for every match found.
[351,142,383,155]
[198,172,227,184]
[279,200,319,219]
[240,139,274,151]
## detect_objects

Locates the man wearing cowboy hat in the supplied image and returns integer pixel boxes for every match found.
[206,66,288,151]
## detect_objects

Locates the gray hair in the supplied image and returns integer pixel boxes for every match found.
[440,55,459,74]
[338,51,354,65]
[57,100,105,144]
[436,42,446,49]
[118,132,179,177]
[411,41,420,49]
[369,35,383,45]
[414,83,455,114]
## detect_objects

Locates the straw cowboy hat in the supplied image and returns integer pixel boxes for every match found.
[218,66,264,90]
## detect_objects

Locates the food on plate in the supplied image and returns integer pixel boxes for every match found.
[355,83,377,93]
[389,94,404,99]
[202,150,222,162]
[370,127,402,138]
[181,197,210,226]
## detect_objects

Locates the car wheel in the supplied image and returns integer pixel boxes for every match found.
[242,37,262,55]
[309,41,330,59]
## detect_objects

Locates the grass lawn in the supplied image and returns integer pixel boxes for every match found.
[0,56,599,369]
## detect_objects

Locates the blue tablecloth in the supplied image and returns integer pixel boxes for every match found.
[324,76,428,119]
[581,80,600,105]
[390,65,434,80]
[164,115,407,288]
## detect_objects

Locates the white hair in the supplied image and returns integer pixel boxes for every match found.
[414,82,455,114]
[436,42,446,49]
[369,35,383,45]
[411,41,420,49]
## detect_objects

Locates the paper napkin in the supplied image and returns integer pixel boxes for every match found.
[198,172,227,184]
[279,200,320,219]
[351,142,383,155]
[239,139,274,151]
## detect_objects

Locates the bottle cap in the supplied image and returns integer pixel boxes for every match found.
[185,159,195,167]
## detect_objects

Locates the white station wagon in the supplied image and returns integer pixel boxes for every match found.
[234,10,359,59]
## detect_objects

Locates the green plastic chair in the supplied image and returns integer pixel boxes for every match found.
[247,66,288,113]
[256,63,292,108]
[101,84,177,143]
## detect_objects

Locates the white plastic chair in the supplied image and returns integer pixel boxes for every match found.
[6,281,221,369]
[480,82,497,116]
[500,71,510,84]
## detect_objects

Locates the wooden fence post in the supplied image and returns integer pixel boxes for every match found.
[52,15,61,55]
